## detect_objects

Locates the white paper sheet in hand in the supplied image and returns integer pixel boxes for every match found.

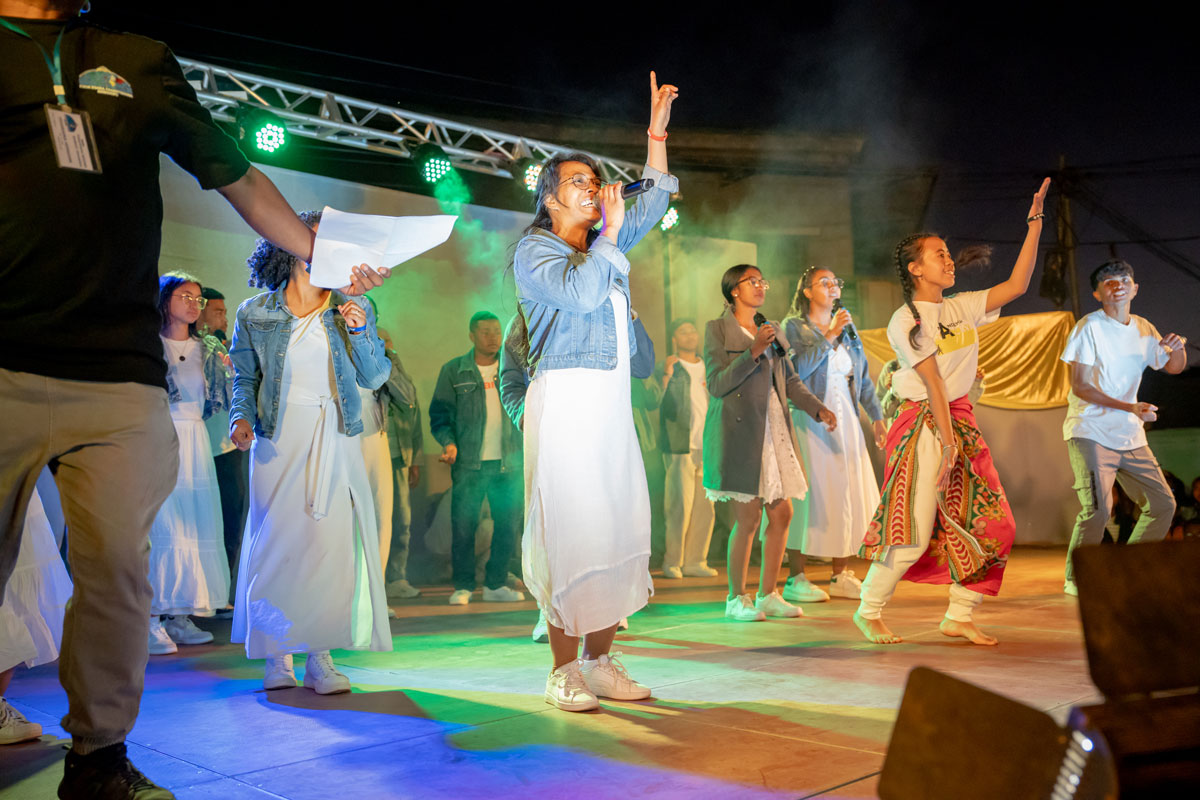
[308,207,458,289]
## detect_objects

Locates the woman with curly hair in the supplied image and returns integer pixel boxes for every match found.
[146,271,232,655]
[228,209,393,693]
[853,178,1050,646]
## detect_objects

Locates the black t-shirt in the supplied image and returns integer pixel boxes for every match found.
[0,16,250,388]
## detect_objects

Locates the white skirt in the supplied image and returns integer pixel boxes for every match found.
[521,290,653,638]
[786,352,880,557]
[0,490,73,672]
[232,396,390,659]
[148,404,230,616]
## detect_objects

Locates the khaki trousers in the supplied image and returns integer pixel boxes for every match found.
[662,448,715,571]
[0,368,177,752]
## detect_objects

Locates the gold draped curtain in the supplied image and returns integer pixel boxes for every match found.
[859,311,1074,410]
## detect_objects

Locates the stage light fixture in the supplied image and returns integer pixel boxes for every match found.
[522,161,543,192]
[236,105,288,155]
[414,143,454,184]
[660,205,680,231]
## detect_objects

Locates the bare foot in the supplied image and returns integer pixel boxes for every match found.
[853,611,903,644]
[939,618,998,646]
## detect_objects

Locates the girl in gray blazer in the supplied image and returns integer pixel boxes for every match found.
[701,264,837,622]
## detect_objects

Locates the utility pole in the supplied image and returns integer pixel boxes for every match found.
[1056,155,1082,318]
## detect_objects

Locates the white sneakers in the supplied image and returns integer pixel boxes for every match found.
[661,565,683,579]
[682,564,719,577]
[482,585,524,602]
[828,570,863,599]
[531,611,549,643]
[545,659,599,712]
[581,653,651,701]
[782,575,830,603]
[448,589,472,606]
[303,651,351,695]
[0,698,42,745]
[162,615,213,645]
[756,590,802,618]
[147,617,177,655]
[386,579,421,599]
[725,593,766,622]
[264,654,298,690]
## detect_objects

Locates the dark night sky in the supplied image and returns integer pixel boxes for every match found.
[92,1,1199,341]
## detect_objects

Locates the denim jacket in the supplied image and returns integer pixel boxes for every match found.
[514,164,679,374]
[165,334,232,421]
[229,284,391,439]
[429,349,523,474]
[379,351,424,468]
[783,315,883,423]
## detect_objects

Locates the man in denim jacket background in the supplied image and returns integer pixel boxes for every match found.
[429,311,524,606]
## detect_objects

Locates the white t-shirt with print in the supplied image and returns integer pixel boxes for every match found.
[678,357,708,450]
[1061,310,1170,451]
[887,290,999,402]
[479,361,503,461]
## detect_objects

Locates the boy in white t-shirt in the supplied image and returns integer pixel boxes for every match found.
[1060,260,1188,595]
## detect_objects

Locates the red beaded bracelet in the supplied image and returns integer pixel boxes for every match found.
[646,129,668,142]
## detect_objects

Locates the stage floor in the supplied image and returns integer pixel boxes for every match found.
[1,547,1097,799]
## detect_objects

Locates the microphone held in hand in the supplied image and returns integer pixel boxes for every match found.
[831,298,858,341]
[620,178,655,199]
[753,312,787,357]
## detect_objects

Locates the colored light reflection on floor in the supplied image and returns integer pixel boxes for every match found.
[1,549,1096,799]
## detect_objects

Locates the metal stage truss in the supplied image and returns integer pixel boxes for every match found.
[177,58,643,182]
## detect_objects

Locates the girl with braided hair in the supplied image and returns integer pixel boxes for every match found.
[853,178,1050,646]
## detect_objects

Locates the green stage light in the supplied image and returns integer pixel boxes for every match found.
[414,143,454,184]
[523,162,543,192]
[236,105,288,155]
[660,206,680,231]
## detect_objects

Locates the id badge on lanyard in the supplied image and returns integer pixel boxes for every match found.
[1,17,103,173]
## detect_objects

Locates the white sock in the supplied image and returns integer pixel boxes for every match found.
[579,657,600,671]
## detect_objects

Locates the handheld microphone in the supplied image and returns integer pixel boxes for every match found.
[620,178,655,199]
[753,312,786,357]
[831,298,858,341]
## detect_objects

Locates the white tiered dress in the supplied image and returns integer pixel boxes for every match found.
[148,337,230,616]
[0,490,73,671]
[522,290,654,637]
[232,304,390,659]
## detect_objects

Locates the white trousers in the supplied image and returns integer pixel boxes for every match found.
[662,448,715,570]
[360,429,394,575]
[856,425,983,622]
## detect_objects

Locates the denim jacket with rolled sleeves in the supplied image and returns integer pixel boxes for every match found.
[429,349,523,475]
[513,164,679,374]
[783,315,883,423]
[228,284,391,439]
[165,334,233,421]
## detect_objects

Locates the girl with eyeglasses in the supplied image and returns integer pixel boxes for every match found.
[512,72,678,711]
[854,178,1049,646]
[778,267,886,605]
[702,265,837,622]
[145,271,232,656]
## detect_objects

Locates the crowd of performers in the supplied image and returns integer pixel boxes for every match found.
[0,15,1191,794]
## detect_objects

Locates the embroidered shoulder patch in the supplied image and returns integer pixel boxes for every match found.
[78,67,133,98]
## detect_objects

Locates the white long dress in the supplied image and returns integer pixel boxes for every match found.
[522,290,653,637]
[0,490,72,672]
[148,337,230,616]
[786,344,880,557]
[232,305,390,659]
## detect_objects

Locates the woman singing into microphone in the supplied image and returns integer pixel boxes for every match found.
[854,178,1050,646]
[779,267,886,604]
[702,264,836,622]
[514,72,677,712]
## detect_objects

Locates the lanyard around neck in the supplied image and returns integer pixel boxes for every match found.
[0,17,69,105]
